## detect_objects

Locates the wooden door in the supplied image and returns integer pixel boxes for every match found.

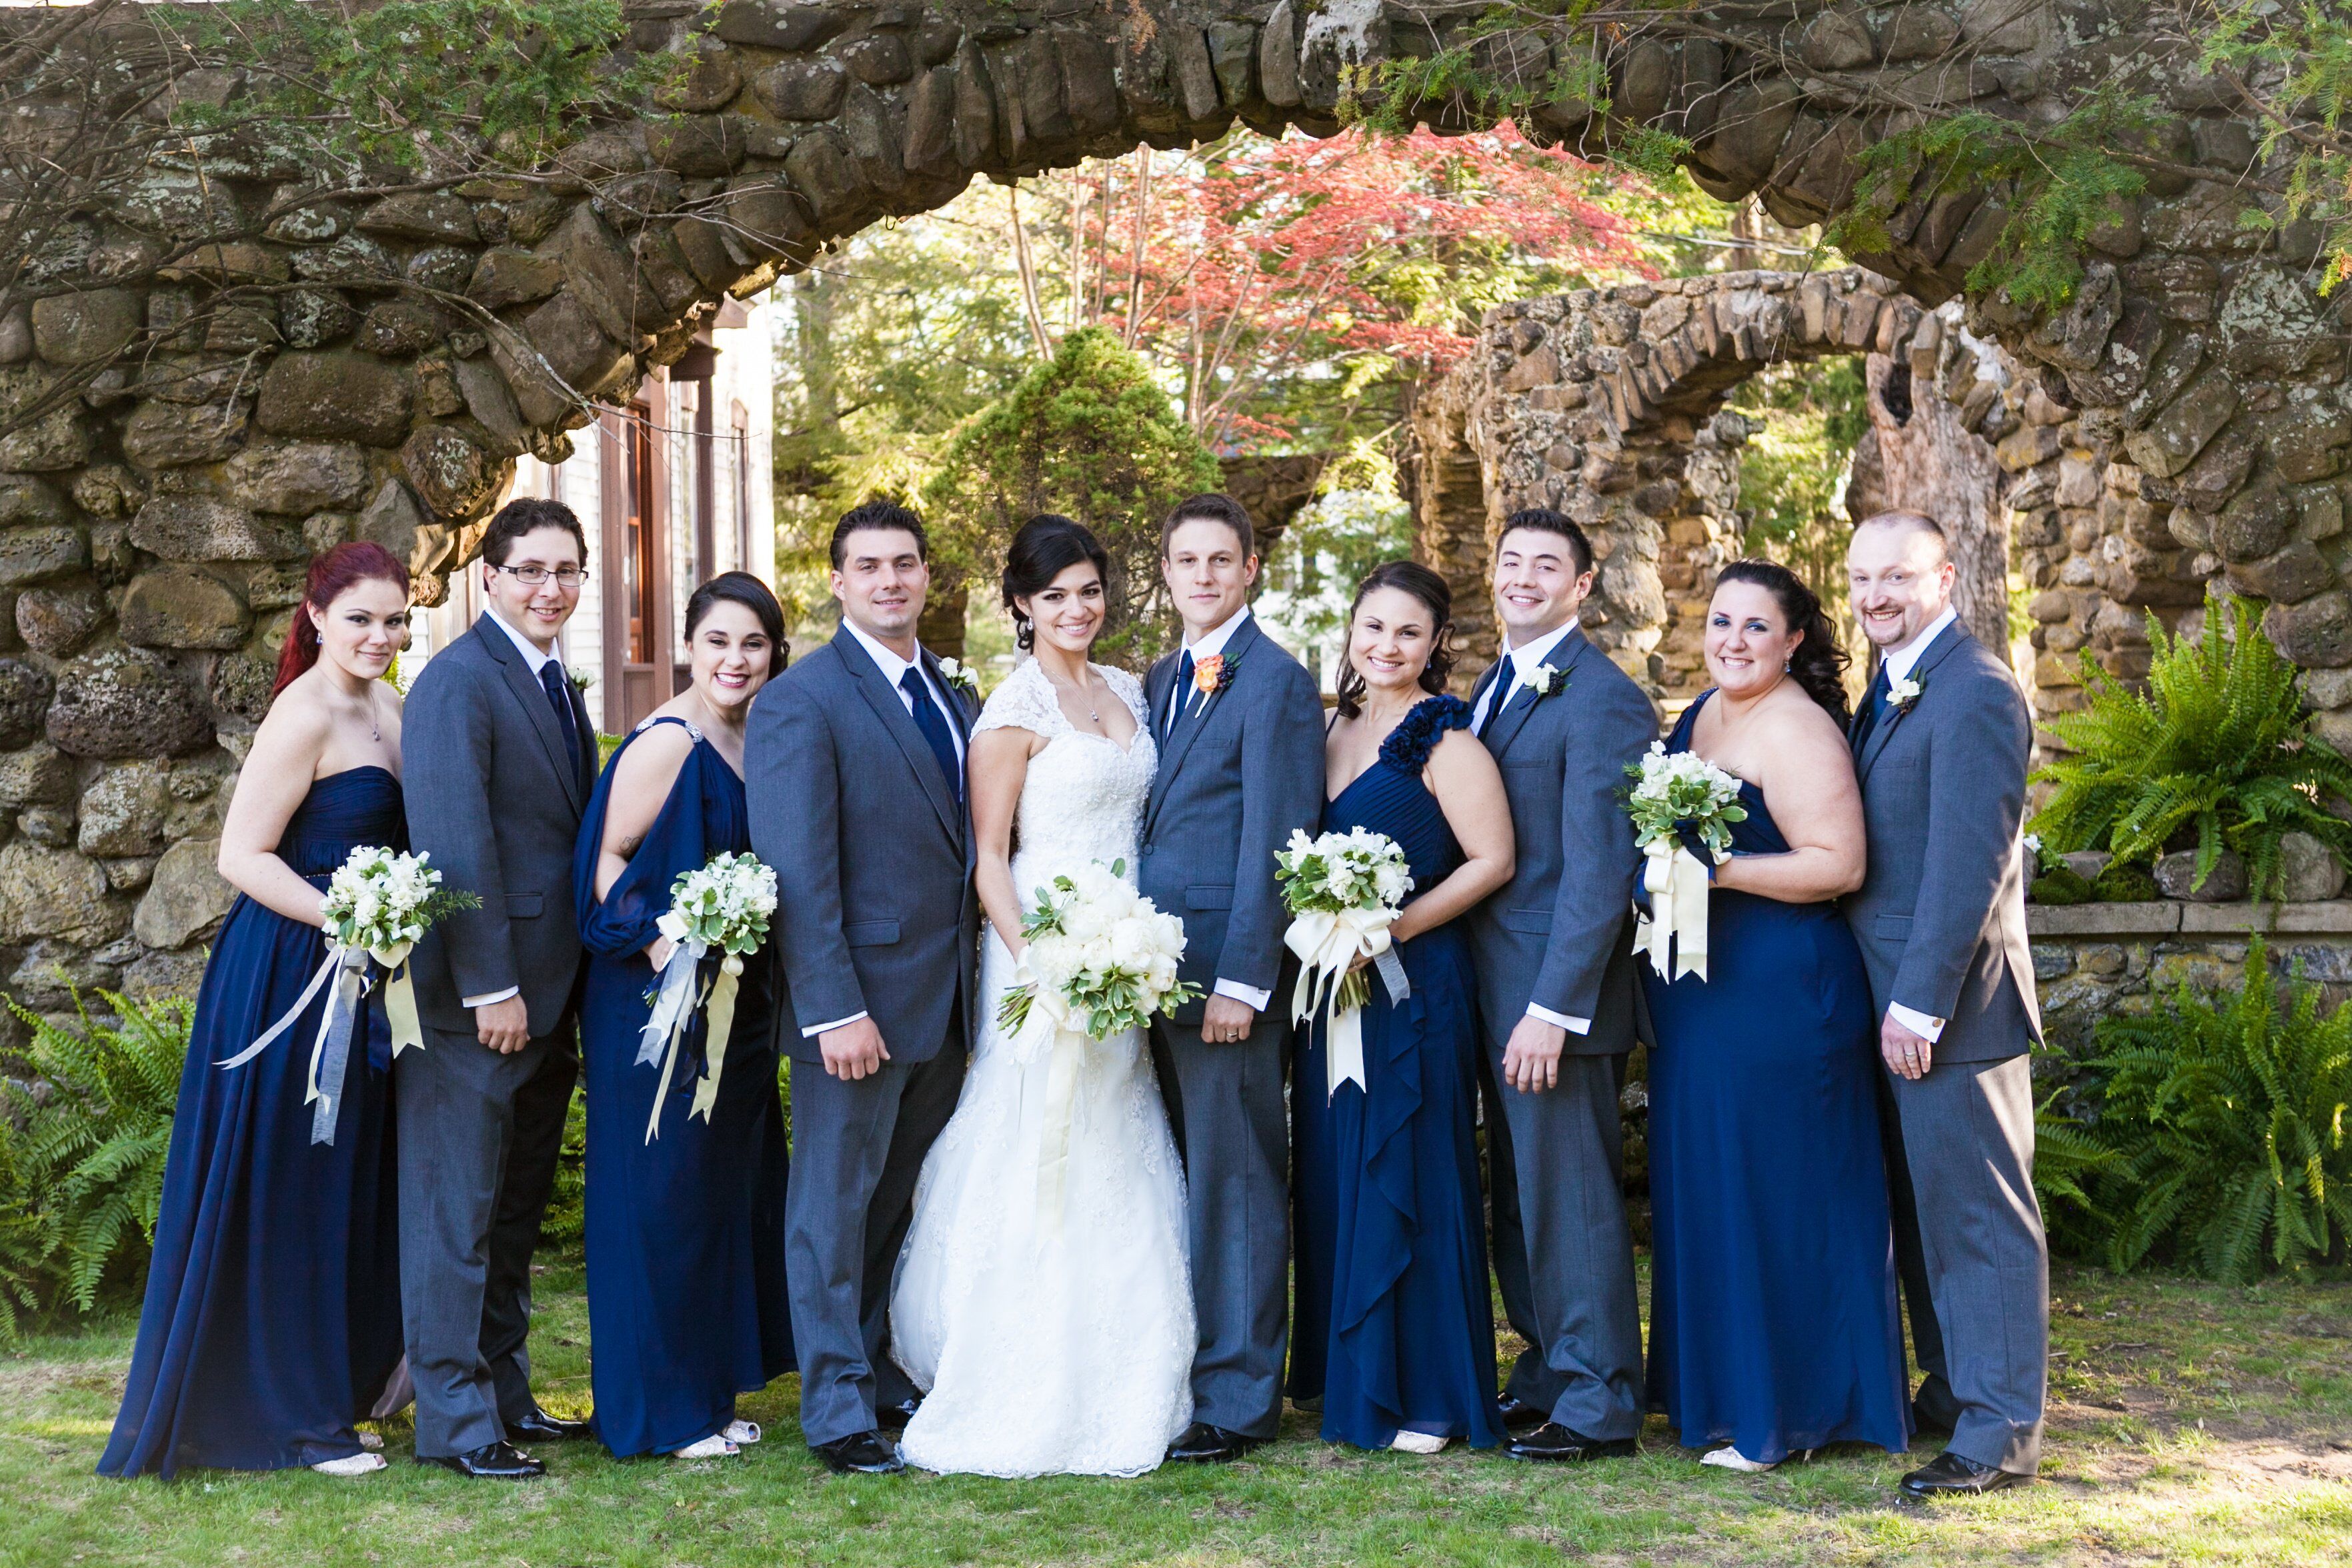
[601,387,673,733]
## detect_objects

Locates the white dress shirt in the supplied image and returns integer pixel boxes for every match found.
[803,622,967,1039]
[1473,617,1593,1039]
[1873,604,1960,1044]
[463,609,565,1011]
[1160,606,1274,1014]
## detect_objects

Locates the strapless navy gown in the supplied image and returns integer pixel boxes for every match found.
[1291,695,1504,1450]
[1641,693,1911,1462]
[99,767,405,1479]
[575,717,794,1457]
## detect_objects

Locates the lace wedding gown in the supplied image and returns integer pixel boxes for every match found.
[889,659,1196,1477]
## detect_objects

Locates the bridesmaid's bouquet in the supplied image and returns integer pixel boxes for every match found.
[638,851,778,1142]
[998,859,1196,1046]
[1624,742,1748,983]
[219,846,475,1147]
[1276,827,1415,1099]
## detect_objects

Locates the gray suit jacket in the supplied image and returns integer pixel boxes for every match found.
[1463,628,1656,1056]
[401,614,595,1037]
[1846,622,2041,1063]
[1138,614,1326,1025]
[747,624,980,1067]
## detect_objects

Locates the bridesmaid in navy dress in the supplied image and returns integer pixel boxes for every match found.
[101,543,413,1480]
[1642,559,1911,1471]
[1290,562,1515,1455]
[575,572,794,1460]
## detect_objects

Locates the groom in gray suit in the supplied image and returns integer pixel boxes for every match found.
[1138,494,1324,1463]
[1462,509,1654,1463]
[401,498,600,1479]
[1844,510,2047,1498]
[748,502,979,1476]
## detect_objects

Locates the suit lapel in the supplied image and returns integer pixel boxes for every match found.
[477,615,584,813]
[1146,616,1259,833]
[1858,621,1969,784]
[838,627,963,845]
[1482,629,1584,761]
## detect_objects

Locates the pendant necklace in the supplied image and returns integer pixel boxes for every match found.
[1052,669,1101,724]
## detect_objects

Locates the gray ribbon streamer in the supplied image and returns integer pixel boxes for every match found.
[306,946,371,1147]
[1373,945,1411,1007]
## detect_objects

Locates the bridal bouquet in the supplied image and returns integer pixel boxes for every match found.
[1624,741,1748,983]
[1276,827,1415,1099]
[219,847,476,1146]
[997,859,1196,1044]
[638,851,778,1142]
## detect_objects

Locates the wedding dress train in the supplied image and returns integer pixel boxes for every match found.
[889,659,1196,1477]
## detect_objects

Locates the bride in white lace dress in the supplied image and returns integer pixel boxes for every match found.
[889,518,1194,1477]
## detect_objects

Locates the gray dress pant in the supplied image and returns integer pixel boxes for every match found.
[1148,1017,1291,1440]
[1481,1049,1644,1442]
[1881,1051,2049,1475]
[396,1022,577,1459]
[786,1032,966,1448]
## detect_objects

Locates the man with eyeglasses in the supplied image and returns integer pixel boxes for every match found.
[400,497,600,1479]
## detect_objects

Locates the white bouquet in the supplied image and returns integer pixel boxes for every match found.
[638,851,778,1141]
[219,846,475,1146]
[998,859,1197,1044]
[1623,741,1748,983]
[1276,827,1415,1099]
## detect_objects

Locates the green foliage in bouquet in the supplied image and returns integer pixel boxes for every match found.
[2032,593,2352,899]
[2078,938,2352,1283]
[0,989,193,1339]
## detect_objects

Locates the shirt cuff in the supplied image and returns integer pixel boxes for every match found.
[1212,978,1272,1012]
[1888,1002,1947,1043]
[1526,1004,1591,1035]
[462,987,520,1008]
[801,1009,869,1039]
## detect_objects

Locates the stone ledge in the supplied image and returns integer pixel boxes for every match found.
[2027,899,2352,937]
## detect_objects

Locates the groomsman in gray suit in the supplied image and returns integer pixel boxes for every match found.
[1462,509,1654,1463]
[400,499,600,1479]
[1138,494,1324,1463]
[1844,510,2047,1498]
[748,502,979,1475]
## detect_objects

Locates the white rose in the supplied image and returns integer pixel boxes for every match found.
[1110,917,1154,967]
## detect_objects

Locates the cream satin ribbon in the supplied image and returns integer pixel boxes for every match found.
[371,940,423,1059]
[686,955,746,1127]
[1285,907,1408,1100]
[219,939,398,1145]
[1634,840,1715,983]
[1004,950,1090,1232]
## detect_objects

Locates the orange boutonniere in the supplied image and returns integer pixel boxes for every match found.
[1194,653,1238,697]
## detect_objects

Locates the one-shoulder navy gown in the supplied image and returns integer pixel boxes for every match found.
[575,716,794,1457]
[1641,693,1911,1463]
[99,767,405,1479]
[1291,695,1504,1451]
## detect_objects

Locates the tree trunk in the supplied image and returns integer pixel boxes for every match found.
[1859,351,2011,659]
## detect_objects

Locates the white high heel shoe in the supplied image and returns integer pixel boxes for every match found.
[311,1452,388,1477]
[723,1420,762,1445]
[672,1433,741,1460]
[1389,1430,1448,1455]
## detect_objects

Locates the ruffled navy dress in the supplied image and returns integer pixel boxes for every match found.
[574,716,794,1457]
[1291,695,1504,1449]
[1641,692,1911,1462]
[99,767,405,1479]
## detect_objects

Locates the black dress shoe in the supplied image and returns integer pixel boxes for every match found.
[1503,1423,1638,1463]
[1900,1451,2029,1498]
[812,1431,904,1475]
[1496,1394,1550,1433]
[419,1441,545,1480]
[1166,1421,1259,1463]
[507,1409,592,1443]
[876,1397,921,1434]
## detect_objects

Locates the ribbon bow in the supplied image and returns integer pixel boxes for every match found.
[1285,908,1412,1099]
[636,939,749,1144]
[1633,840,1714,983]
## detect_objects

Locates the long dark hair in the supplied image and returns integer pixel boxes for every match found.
[1336,560,1456,719]
[1711,559,1851,727]
[273,541,409,697]
[1002,514,1110,652]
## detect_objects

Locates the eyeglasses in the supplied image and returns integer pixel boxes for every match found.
[491,564,590,589]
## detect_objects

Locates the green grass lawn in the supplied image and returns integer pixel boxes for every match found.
[3,1260,2347,1567]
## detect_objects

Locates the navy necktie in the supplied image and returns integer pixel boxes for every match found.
[1479,654,1516,737]
[901,665,963,805]
[537,660,583,780]
[1166,649,1195,741]
[1851,662,1892,759]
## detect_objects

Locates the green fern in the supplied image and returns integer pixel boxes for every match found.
[2030,1077,2125,1262]
[2081,937,2352,1283]
[2,986,192,1316]
[2033,591,2352,899]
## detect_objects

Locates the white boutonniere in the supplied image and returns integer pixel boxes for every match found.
[936,656,979,693]
[1888,673,1923,711]
[566,664,597,694]
[1514,662,1567,699]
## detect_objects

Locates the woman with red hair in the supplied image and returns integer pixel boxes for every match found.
[101,542,414,1480]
